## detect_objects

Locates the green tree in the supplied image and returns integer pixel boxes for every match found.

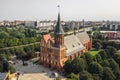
[71,58,86,74]
[0,39,5,48]
[105,46,117,57]
[94,54,102,63]
[84,53,93,65]
[7,38,19,47]
[21,52,27,65]
[109,59,120,79]
[3,60,9,72]
[88,62,103,75]
[101,60,110,67]
[64,60,72,74]
[15,32,25,39]
[68,73,79,80]
[113,54,120,66]
[99,50,107,60]
[9,65,16,73]
[92,74,102,80]
[24,28,36,37]
[102,67,115,80]
[0,62,3,72]
[80,71,93,80]
[55,76,61,80]
[27,51,36,59]
[0,31,9,39]
[94,42,102,50]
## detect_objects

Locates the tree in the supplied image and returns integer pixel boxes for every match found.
[0,39,5,48]
[67,73,79,80]
[99,50,107,60]
[84,53,93,65]
[21,51,27,65]
[94,42,102,50]
[101,60,110,67]
[34,44,40,51]
[113,54,120,66]
[55,76,62,80]
[88,62,103,75]
[92,74,102,80]
[94,54,102,63]
[9,65,16,73]
[29,44,35,51]
[102,67,115,80]
[0,31,9,39]
[105,46,117,57]
[71,58,86,74]
[26,51,36,59]
[63,26,70,32]
[7,38,19,46]
[80,71,93,80]
[64,60,72,74]
[0,61,3,72]
[24,28,36,37]
[15,32,25,39]
[24,46,31,52]
[92,39,102,47]
[0,54,7,61]
[3,60,9,72]
[109,59,120,79]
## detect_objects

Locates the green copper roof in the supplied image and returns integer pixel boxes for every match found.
[54,13,64,34]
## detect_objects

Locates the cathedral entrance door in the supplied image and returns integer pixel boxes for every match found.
[48,55,51,68]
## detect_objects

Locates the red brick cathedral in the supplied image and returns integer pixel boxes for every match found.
[39,12,92,71]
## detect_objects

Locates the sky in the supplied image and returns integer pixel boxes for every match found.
[0,0,120,21]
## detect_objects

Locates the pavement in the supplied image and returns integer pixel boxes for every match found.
[13,60,60,80]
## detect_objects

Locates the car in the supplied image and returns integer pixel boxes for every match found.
[50,72,58,78]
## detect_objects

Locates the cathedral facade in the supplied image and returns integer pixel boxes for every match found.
[39,13,92,71]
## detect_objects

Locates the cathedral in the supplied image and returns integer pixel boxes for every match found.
[39,12,92,71]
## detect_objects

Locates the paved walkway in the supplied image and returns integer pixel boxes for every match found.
[14,60,56,80]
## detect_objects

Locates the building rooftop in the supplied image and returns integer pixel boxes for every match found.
[64,32,89,56]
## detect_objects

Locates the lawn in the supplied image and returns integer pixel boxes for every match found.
[116,51,120,56]
[88,48,100,56]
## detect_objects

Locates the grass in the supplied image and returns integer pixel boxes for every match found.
[33,60,39,64]
[116,51,120,56]
[88,48,100,56]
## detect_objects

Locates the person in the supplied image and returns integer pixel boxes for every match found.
[22,72,24,75]
[16,73,20,80]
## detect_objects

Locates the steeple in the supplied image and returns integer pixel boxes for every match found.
[54,5,64,48]
[54,5,64,35]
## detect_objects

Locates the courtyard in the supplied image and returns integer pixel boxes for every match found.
[13,59,64,80]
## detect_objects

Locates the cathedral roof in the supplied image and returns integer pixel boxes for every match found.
[64,32,90,56]
[64,34,84,56]
[76,32,90,44]
[43,34,54,44]
[54,13,64,35]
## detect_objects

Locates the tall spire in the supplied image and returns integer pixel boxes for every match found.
[54,5,64,35]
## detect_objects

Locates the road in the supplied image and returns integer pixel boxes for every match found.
[0,42,40,50]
